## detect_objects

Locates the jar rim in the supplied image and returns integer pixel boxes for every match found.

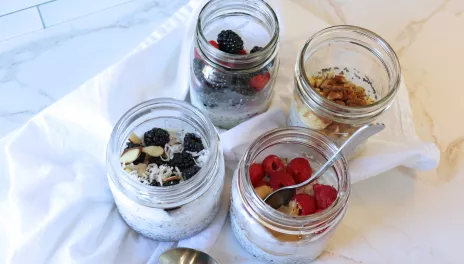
[106,98,220,209]
[196,0,280,70]
[296,25,401,124]
[237,127,351,234]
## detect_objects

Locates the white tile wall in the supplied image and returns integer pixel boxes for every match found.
[39,0,133,26]
[0,7,43,41]
[0,0,52,16]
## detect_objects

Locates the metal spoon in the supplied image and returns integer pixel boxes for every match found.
[264,123,385,209]
[159,247,218,264]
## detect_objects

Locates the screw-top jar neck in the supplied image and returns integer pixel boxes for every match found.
[106,98,220,209]
[295,25,401,125]
[196,0,279,70]
[237,128,350,234]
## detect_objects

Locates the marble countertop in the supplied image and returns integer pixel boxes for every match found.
[1,0,463,263]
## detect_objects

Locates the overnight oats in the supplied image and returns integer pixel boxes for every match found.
[190,0,280,129]
[289,26,401,146]
[107,98,225,241]
[230,127,350,263]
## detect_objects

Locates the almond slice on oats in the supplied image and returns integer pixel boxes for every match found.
[128,132,142,144]
[142,146,164,157]
[120,148,142,164]
[163,176,181,183]
[137,163,148,176]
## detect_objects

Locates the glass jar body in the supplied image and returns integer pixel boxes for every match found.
[288,26,401,147]
[106,98,225,241]
[190,0,280,129]
[229,128,350,263]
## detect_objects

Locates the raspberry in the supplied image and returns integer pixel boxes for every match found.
[249,72,270,92]
[294,193,317,215]
[217,30,244,54]
[262,155,285,175]
[286,157,312,184]
[144,128,170,147]
[249,163,265,187]
[168,151,195,169]
[183,133,204,152]
[208,40,219,49]
[269,171,295,190]
[250,46,263,53]
[238,49,247,55]
[254,179,269,188]
[313,184,338,210]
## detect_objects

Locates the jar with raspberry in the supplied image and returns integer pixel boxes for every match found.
[289,26,401,147]
[190,0,280,129]
[230,127,350,263]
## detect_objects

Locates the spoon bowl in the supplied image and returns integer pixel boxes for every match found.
[159,247,218,264]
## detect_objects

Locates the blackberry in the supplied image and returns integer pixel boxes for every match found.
[183,133,204,152]
[164,179,180,186]
[144,128,170,147]
[168,151,195,169]
[192,58,206,84]
[250,46,263,53]
[232,75,256,96]
[217,30,244,54]
[182,166,201,180]
[149,156,168,167]
[206,70,233,90]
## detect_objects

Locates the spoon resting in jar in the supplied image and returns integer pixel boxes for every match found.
[159,247,218,264]
[264,123,385,209]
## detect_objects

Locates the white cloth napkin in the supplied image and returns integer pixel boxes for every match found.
[0,0,439,263]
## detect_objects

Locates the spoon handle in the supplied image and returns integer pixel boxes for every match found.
[292,123,385,189]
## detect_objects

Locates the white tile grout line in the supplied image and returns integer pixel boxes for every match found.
[0,0,56,18]
[36,6,46,29]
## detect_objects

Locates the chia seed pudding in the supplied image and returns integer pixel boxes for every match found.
[229,128,350,263]
[190,0,280,129]
[107,98,225,241]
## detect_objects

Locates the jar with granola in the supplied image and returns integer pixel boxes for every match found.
[106,98,224,241]
[230,127,350,263]
[289,26,401,146]
[190,0,280,129]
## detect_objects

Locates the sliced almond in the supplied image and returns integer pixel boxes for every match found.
[128,132,142,144]
[137,163,148,176]
[163,176,181,182]
[142,146,164,157]
[120,148,141,164]
[255,185,273,200]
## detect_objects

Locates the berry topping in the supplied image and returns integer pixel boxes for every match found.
[269,171,295,190]
[217,30,244,54]
[168,151,195,169]
[250,46,263,53]
[143,128,170,147]
[262,154,285,175]
[286,157,312,184]
[238,49,247,55]
[182,165,201,180]
[183,133,205,152]
[313,184,338,210]
[249,72,270,92]
[249,163,265,187]
[208,40,219,49]
[293,193,317,215]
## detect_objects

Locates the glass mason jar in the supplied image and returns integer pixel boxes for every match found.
[288,25,401,146]
[230,127,350,263]
[190,0,280,129]
[106,98,225,241]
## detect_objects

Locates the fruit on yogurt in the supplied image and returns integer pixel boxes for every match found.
[269,171,295,190]
[293,193,317,215]
[313,183,338,210]
[120,127,208,186]
[249,163,265,187]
